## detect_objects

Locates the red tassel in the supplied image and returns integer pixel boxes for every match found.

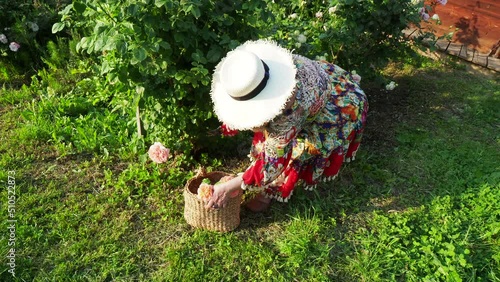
[221,124,239,136]
[280,167,299,199]
[252,131,265,144]
[299,163,317,185]
[323,151,344,178]
[346,142,360,159]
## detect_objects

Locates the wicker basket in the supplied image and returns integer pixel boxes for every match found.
[183,170,242,232]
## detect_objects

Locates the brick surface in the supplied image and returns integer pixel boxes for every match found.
[422,0,500,55]
[404,0,500,72]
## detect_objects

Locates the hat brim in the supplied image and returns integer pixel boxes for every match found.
[211,40,297,130]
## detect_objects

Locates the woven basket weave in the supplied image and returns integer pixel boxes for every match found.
[183,170,242,232]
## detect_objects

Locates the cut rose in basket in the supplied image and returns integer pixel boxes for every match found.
[197,181,213,202]
[196,175,239,202]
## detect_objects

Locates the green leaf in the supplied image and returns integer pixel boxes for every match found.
[174,72,185,81]
[52,22,65,34]
[191,49,206,64]
[206,48,221,63]
[159,41,171,50]
[59,4,73,15]
[133,47,147,63]
[103,37,117,51]
[121,22,135,33]
[75,37,89,52]
[94,36,106,52]
[191,6,201,19]
[155,0,168,7]
[101,61,113,75]
[127,4,139,16]
[73,1,87,14]
[93,21,107,35]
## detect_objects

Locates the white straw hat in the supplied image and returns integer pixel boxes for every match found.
[210,40,297,130]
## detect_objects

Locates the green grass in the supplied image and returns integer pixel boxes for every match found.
[1,56,499,281]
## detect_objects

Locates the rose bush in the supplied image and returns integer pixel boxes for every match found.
[49,0,446,161]
[53,0,271,159]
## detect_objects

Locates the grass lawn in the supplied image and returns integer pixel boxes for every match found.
[0,56,499,281]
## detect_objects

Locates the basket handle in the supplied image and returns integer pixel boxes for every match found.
[195,166,207,178]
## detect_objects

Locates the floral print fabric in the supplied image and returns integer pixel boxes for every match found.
[241,55,369,202]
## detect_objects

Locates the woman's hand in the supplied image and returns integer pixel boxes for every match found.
[205,175,243,210]
[205,184,231,210]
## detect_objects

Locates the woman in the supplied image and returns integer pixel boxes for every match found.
[206,40,368,212]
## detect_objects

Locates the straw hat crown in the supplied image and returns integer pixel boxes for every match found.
[220,50,266,100]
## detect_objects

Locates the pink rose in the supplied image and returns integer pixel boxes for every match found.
[148,142,170,163]
[436,0,447,5]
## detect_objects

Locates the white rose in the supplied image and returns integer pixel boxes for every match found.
[352,74,362,84]
[297,34,307,43]
[31,22,39,32]
[26,21,39,32]
[328,6,337,14]
[0,34,7,44]
[9,42,21,52]
[385,81,398,91]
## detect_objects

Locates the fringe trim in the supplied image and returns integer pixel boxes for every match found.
[304,184,317,191]
[321,175,338,182]
[241,183,267,192]
[345,150,359,163]
[269,190,293,203]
